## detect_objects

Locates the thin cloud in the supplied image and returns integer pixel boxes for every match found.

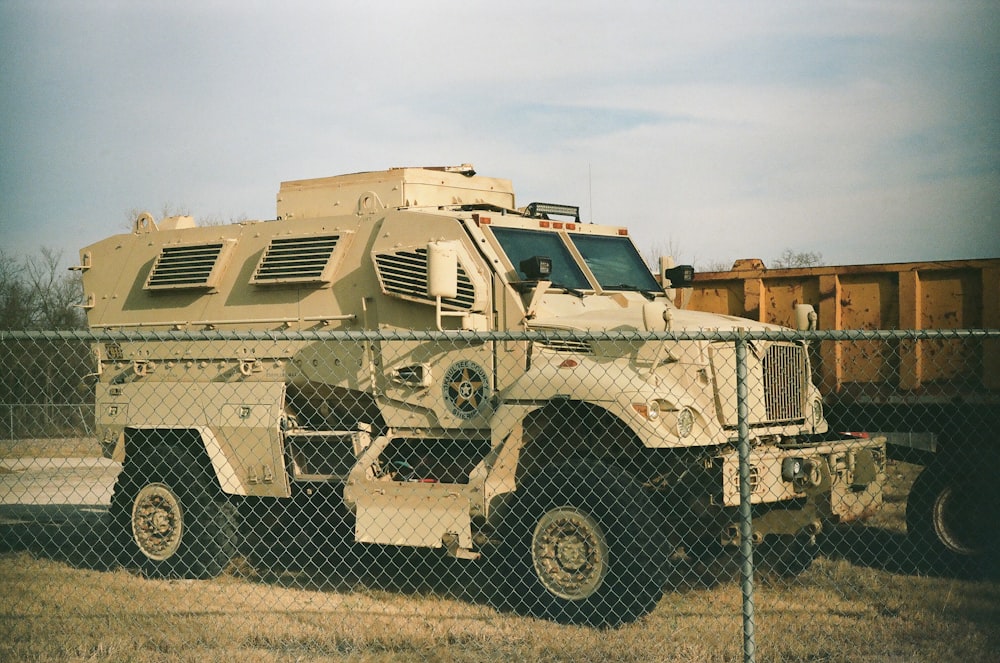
[0,1,997,268]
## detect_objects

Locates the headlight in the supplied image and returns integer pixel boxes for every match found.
[811,398,824,426]
[634,401,695,438]
[631,400,661,420]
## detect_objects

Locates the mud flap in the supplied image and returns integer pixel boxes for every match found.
[344,435,476,550]
[352,483,474,549]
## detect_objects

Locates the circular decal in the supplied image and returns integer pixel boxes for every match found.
[443,360,490,419]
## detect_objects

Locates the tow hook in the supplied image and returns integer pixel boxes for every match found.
[803,520,822,545]
[782,456,829,492]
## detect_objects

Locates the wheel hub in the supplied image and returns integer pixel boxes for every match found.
[532,507,608,600]
[132,483,184,561]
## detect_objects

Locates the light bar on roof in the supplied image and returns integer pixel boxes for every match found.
[524,202,580,222]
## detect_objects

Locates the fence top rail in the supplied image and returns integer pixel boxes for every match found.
[3,328,999,343]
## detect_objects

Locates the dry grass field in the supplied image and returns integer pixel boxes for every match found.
[2,441,999,662]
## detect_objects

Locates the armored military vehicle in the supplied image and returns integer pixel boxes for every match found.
[78,165,885,625]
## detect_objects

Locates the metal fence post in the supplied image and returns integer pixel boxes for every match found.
[735,331,757,663]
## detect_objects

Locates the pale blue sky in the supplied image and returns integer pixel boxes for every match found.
[1,1,997,269]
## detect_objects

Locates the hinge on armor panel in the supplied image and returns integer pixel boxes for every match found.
[442,533,480,560]
[248,465,274,484]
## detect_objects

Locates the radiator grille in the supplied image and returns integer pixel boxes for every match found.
[762,344,806,422]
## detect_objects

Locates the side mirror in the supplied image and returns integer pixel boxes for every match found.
[427,241,459,299]
[795,304,818,331]
[427,241,469,330]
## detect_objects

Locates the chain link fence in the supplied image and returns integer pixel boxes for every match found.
[1,329,998,662]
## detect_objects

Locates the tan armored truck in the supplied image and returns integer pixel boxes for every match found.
[79,165,885,626]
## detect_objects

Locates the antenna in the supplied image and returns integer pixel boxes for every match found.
[588,163,593,223]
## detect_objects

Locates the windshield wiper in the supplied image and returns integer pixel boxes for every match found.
[607,284,657,301]
[551,282,586,298]
[512,280,586,299]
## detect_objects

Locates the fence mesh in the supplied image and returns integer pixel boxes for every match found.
[1,329,998,662]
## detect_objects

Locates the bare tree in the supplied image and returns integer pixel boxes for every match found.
[697,259,736,272]
[771,249,824,269]
[642,239,739,274]
[0,249,33,330]
[0,247,86,330]
[198,212,250,227]
[641,237,690,272]
[24,248,86,330]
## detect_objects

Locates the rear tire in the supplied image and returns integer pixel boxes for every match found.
[906,466,995,573]
[110,455,235,579]
[492,464,665,627]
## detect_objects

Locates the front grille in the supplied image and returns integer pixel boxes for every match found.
[762,344,806,422]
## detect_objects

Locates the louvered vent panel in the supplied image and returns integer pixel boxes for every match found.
[535,339,593,354]
[252,235,340,284]
[374,248,476,310]
[145,243,226,290]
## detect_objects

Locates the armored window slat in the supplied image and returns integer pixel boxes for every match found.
[144,241,235,291]
[535,339,593,354]
[373,248,477,310]
[251,234,345,285]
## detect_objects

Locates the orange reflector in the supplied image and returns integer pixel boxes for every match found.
[631,403,649,418]
[559,359,578,368]
[553,222,563,229]
[539,220,550,228]
[478,216,491,225]
[566,223,576,230]
[618,228,628,235]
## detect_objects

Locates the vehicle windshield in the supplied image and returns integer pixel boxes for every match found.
[569,234,661,292]
[490,227,591,290]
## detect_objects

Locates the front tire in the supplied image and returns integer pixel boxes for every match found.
[493,464,665,627]
[110,459,235,579]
